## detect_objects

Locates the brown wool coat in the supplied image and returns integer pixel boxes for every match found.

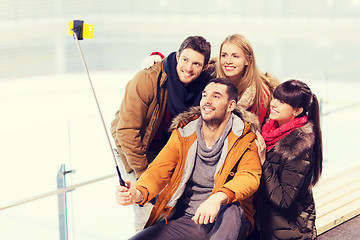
[110,59,168,178]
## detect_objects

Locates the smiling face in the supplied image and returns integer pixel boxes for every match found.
[269,98,303,126]
[220,42,248,82]
[176,48,206,86]
[200,82,236,127]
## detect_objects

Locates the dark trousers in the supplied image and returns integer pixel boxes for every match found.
[129,201,250,240]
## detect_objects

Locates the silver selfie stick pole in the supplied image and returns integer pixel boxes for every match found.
[71,29,125,186]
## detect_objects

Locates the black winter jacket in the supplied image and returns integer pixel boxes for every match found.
[256,122,317,240]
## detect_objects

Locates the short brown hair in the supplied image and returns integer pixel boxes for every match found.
[178,36,211,66]
[208,78,238,102]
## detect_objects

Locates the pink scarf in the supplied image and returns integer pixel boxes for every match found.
[261,115,308,151]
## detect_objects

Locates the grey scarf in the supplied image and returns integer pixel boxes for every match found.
[178,116,233,216]
[196,116,233,163]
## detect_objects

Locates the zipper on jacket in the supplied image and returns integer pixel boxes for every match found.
[217,141,251,177]
[163,207,170,224]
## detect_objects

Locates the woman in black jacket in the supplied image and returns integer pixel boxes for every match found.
[253,79,323,240]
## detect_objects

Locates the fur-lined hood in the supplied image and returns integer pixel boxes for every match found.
[169,105,260,133]
[273,122,315,161]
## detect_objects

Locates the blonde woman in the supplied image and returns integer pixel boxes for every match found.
[216,34,279,125]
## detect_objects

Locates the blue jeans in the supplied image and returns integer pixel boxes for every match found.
[129,201,250,240]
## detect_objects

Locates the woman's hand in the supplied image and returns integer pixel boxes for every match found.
[255,131,267,165]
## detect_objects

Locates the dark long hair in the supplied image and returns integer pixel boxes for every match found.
[273,80,323,186]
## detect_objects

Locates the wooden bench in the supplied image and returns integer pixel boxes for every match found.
[313,164,360,235]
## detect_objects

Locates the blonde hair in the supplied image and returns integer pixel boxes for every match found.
[216,34,274,116]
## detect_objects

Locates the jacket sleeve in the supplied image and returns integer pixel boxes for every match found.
[111,70,156,177]
[220,138,262,203]
[261,149,313,209]
[135,130,181,203]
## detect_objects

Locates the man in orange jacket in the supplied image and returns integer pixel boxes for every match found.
[115,78,262,240]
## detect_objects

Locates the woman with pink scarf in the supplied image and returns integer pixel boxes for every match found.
[252,79,323,240]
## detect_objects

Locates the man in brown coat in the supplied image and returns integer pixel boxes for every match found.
[111,36,212,232]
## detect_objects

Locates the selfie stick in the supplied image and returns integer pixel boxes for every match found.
[70,20,125,186]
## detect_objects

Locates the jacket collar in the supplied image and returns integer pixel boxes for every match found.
[169,105,260,133]
[272,122,315,161]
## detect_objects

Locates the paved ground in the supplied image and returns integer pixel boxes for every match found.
[317,215,360,240]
